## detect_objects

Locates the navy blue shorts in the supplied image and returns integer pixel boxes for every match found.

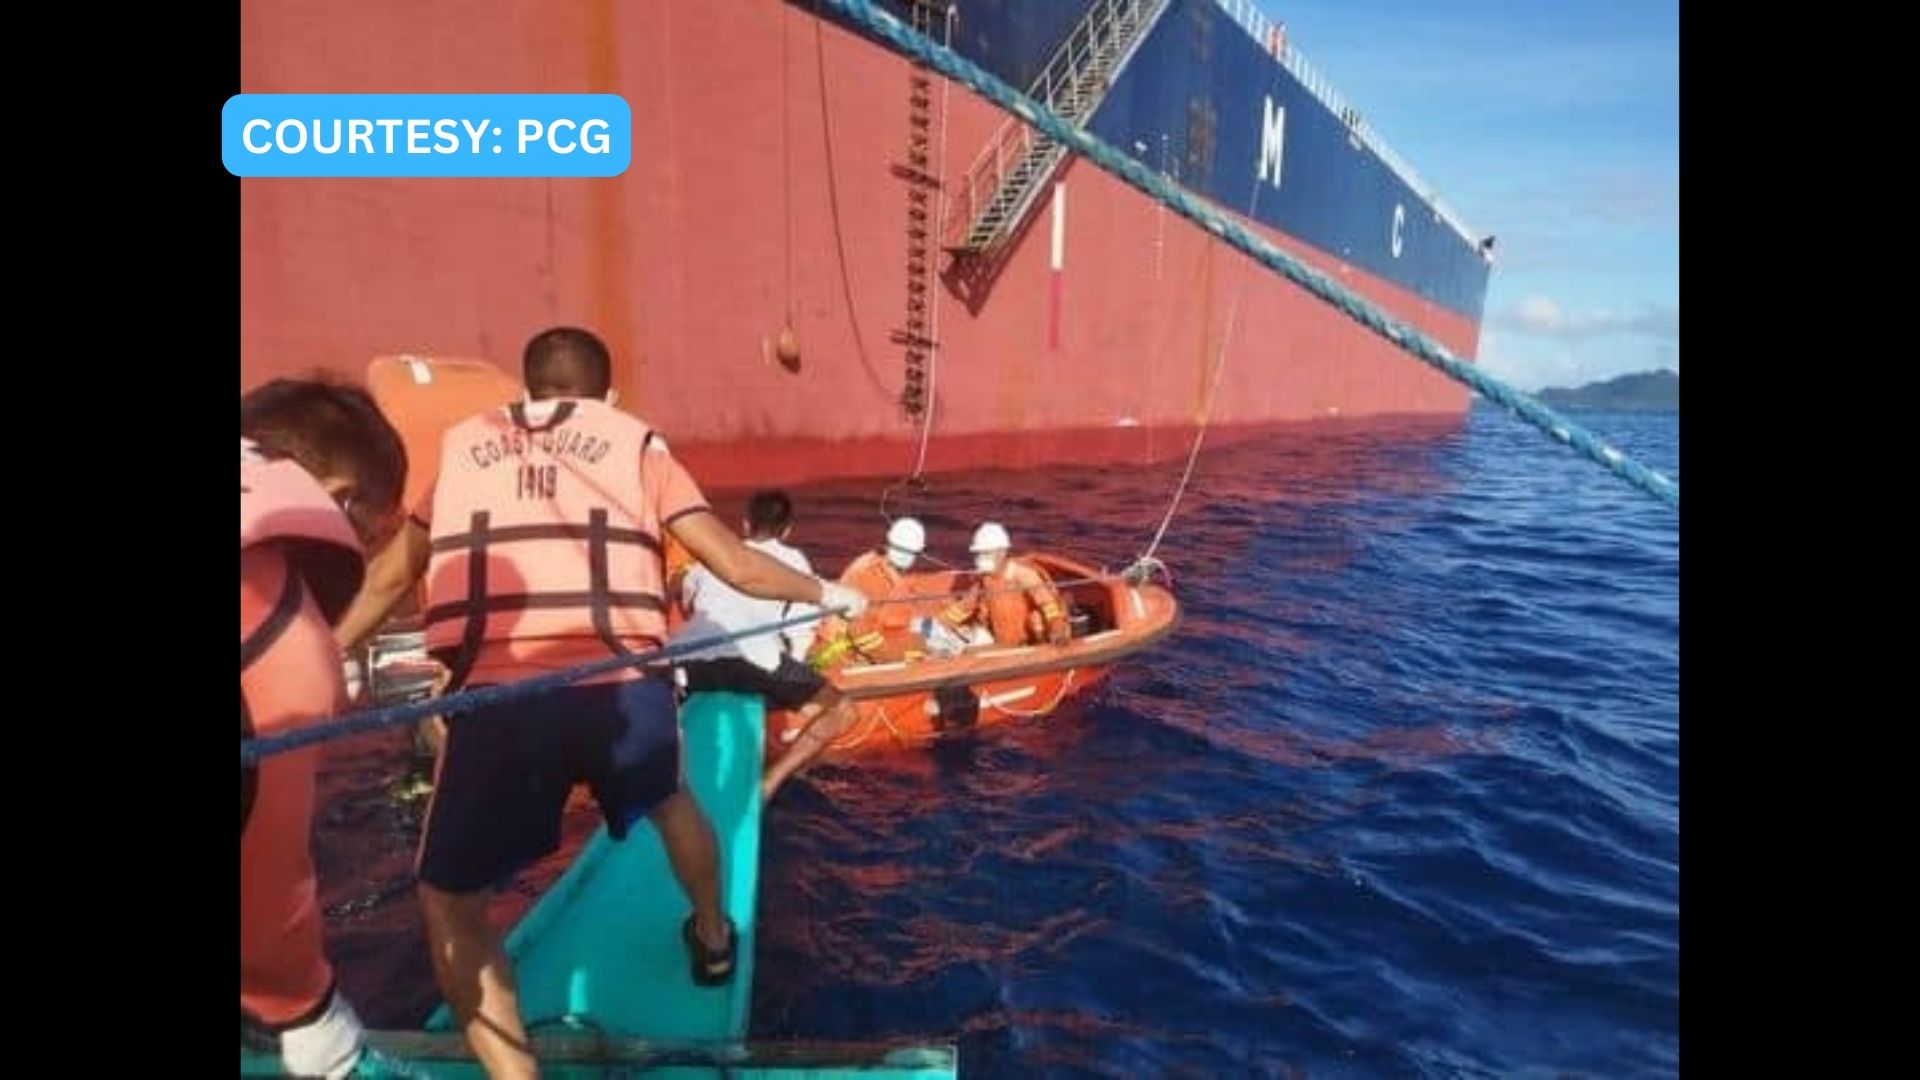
[416,675,681,894]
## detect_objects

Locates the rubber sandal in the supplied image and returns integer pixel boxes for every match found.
[682,915,737,987]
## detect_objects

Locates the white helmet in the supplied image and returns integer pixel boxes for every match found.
[886,517,927,555]
[969,521,1012,553]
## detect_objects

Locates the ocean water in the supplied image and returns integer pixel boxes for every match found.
[312,403,1679,1077]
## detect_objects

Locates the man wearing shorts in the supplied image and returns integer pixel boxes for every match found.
[333,327,866,1079]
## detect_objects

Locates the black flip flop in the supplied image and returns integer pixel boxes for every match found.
[682,915,737,987]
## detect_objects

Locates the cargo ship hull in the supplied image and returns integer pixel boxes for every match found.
[240,0,1491,489]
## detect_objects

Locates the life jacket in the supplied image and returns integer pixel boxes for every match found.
[239,438,365,1028]
[240,438,364,627]
[841,550,914,653]
[945,556,1067,646]
[817,550,951,664]
[422,398,668,687]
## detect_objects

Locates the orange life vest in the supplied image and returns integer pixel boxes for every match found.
[943,556,1067,645]
[842,551,914,651]
[240,438,365,1028]
[241,438,364,626]
[815,551,949,663]
[422,399,669,686]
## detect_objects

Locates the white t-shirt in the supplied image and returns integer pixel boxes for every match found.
[671,536,817,671]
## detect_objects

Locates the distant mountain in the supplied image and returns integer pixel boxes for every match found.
[1536,369,1678,412]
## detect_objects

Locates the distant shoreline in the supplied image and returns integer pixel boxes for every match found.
[1530,369,1678,413]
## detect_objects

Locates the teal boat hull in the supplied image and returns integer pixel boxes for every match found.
[242,691,956,1078]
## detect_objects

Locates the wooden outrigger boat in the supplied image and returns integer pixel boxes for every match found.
[242,692,958,1078]
[242,356,956,1075]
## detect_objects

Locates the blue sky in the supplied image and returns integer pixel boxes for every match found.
[1255,0,1678,391]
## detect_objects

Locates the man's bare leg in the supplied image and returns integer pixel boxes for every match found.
[648,791,733,959]
[762,690,856,803]
[419,882,538,1079]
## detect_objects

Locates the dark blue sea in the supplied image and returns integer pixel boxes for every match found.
[316,402,1680,1078]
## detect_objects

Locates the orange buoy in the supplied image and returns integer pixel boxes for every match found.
[774,324,802,371]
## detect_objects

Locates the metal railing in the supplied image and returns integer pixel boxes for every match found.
[943,0,1168,252]
[1212,0,1482,248]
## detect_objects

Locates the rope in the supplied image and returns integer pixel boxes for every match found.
[810,0,893,403]
[1134,263,1241,567]
[1136,59,1284,566]
[864,567,1118,610]
[781,0,794,327]
[244,567,1125,766]
[843,698,912,751]
[240,608,835,766]
[811,0,1679,511]
[990,667,1077,718]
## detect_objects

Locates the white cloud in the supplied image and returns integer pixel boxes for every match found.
[1478,329,1573,391]
[1496,295,1678,341]
[1476,327,1677,393]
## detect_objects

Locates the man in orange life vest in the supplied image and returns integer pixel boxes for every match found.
[241,379,409,1079]
[333,327,867,1079]
[940,522,1072,647]
[812,517,945,668]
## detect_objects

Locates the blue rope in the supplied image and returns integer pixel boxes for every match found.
[242,568,1126,766]
[815,0,1678,511]
[240,610,830,766]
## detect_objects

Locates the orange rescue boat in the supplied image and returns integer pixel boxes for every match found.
[766,554,1178,761]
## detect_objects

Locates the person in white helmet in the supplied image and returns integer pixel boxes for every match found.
[813,516,946,668]
[939,521,1072,647]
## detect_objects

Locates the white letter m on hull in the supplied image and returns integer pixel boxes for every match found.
[1259,96,1286,188]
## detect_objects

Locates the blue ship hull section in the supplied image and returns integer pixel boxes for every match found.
[842,0,1491,323]
[1089,0,1489,321]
